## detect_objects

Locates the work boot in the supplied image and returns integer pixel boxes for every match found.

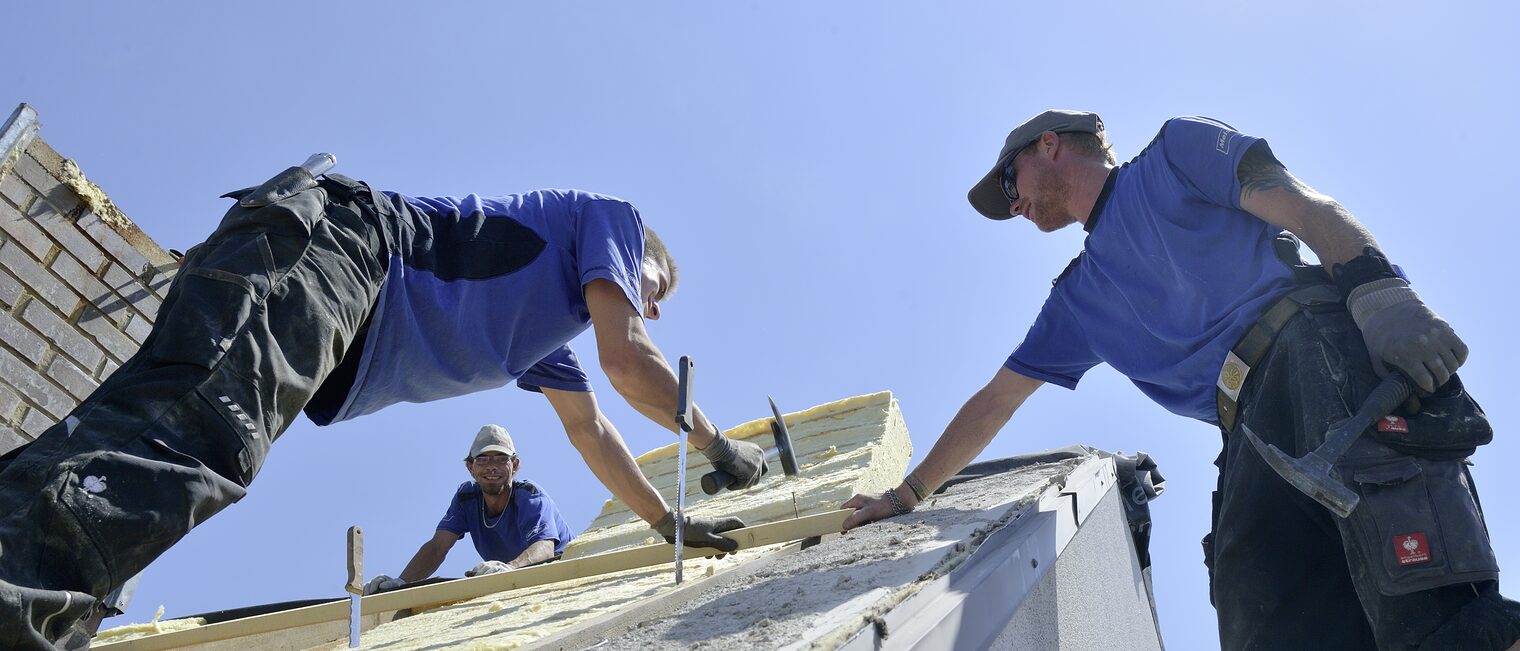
[0,578,96,650]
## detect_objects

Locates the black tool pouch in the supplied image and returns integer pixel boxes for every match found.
[1335,437,1498,596]
[1369,374,1492,460]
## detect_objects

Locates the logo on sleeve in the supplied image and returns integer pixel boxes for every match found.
[1216,129,1231,155]
[1394,533,1431,566]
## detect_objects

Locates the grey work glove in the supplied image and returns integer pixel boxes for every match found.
[466,560,512,577]
[1348,278,1468,394]
[700,433,768,490]
[653,511,746,553]
[363,575,404,595]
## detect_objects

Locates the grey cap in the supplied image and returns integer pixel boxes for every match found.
[467,424,517,459]
[968,110,1104,220]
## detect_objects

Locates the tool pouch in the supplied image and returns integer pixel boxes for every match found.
[1335,437,1498,596]
[1368,374,1492,460]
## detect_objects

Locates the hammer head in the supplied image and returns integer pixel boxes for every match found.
[1241,424,1360,518]
[768,396,800,477]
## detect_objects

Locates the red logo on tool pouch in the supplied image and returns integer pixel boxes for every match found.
[1377,415,1409,434]
[1394,533,1431,566]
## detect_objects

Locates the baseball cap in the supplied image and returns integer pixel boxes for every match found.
[967,110,1104,220]
[467,424,516,459]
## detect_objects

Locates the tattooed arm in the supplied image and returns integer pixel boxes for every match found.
[1236,140,1380,270]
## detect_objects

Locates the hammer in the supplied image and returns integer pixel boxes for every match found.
[1241,372,1415,518]
[700,396,801,495]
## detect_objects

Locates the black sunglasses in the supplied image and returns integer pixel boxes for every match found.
[999,153,1021,202]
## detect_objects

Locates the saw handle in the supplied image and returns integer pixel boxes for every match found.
[345,526,363,595]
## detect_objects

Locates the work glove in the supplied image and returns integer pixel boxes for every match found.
[465,560,512,577]
[653,511,746,553]
[700,433,768,490]
[363,575,404,595]
[1347,278,1468,395]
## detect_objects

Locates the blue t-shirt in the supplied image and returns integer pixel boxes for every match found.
[312,189,646,424]
[1005,117,1299,423]
[437,480,575,562]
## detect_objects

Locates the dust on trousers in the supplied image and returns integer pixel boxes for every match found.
[1206,305,1520,650]
[0,171,388,649]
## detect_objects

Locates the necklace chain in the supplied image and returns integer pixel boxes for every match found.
[481,488,507,529]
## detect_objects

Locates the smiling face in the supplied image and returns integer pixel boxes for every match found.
[466,452,519,496]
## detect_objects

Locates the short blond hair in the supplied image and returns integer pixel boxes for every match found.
[643,225,678,298]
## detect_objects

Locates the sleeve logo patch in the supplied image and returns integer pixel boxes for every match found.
[1216,129,1231,155]
[1394,533,1431,566]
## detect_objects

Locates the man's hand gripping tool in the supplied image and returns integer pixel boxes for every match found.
[700,396,800,495]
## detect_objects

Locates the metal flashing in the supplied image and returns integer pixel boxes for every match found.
[839,456,1124,650]
[1,103,41,179]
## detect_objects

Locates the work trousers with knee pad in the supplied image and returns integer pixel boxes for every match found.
[1205,306,1520,650]
[0,175,389,649]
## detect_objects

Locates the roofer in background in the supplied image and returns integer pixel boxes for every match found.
[0,167,760,648]
[364,425,576,595]
[843,110,1520,649]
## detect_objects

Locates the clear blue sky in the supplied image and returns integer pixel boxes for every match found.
[6,2,1517,648]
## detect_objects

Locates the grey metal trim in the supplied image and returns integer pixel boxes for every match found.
[836,456,1122,651]
[0,103,40,178]
[103,573,140,615]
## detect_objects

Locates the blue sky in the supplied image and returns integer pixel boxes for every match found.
[5,2,1518,648]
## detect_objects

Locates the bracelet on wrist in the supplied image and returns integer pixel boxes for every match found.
[904,473,930,502]
[884,488,912,516]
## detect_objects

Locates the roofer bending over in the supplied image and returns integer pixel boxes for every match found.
[0,170,760,648]
[365,425,577,595]
[843,110,1520,650]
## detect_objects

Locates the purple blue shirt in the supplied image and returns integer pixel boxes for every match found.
[1005,117,1299,423]
[437,480,575,562]
[309,189,645,425]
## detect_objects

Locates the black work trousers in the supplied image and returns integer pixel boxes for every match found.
[0,178,388,648]
[1207,306,1520,650]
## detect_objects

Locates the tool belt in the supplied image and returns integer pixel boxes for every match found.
[1215,283,1341,433]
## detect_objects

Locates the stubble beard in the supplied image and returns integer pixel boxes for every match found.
[480,479,510,496]
[1029,173,1078,232]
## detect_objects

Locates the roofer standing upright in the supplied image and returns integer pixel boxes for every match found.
[364,425,577,595]
[843,110,1520,649]
[0,167,763,648]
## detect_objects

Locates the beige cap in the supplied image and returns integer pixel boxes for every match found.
[967,109,1104,220]
[466,424,516,459]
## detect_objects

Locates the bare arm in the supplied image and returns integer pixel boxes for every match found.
[843,368,1043,530]
[506,539,558,569]
[1236,141,1380,270]
[583,278,721,448]
[398,530,459,583]
[541,386,670,524]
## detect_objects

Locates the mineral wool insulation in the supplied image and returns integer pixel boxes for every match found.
[321,390,914,649]
[316,393,1096,651]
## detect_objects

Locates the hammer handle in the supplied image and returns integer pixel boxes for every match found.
[1318,372,1416,463]
[701,470,733,495]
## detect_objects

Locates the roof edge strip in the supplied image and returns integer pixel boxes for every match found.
[837,455,1119,651]
[0,103,40,178]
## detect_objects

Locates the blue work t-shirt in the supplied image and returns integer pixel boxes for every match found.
[437,480,575,562]
[312,189,645,424]
[1005,117,1298,423]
